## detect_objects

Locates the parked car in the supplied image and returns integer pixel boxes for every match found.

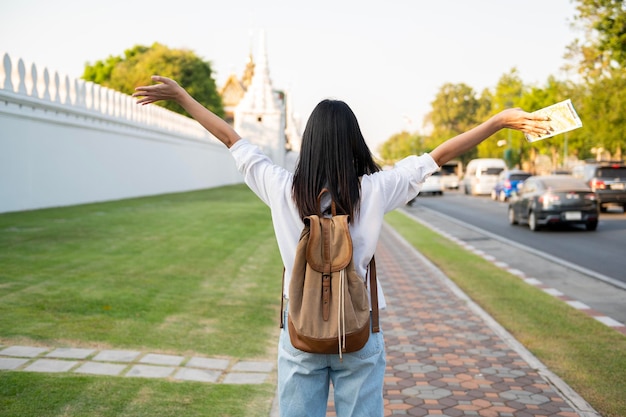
[439,160,462,189]
[491,170,532,202]
[551,169,571,175]
[408,171,443,205]
[508,175,599,231]
[572,161,626,212]
[462,158,507,196]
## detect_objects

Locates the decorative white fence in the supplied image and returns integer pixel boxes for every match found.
[0,53,243,213]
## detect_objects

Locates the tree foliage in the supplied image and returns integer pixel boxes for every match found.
[378,131,425,164]
[476,69,526,166]
[520,77,580,169]
[428,83,481,140]
[83,43,224,118]
[579,68,626,158]
[566,0,626,79]
[565,0,626,158]
[426,83,482,165]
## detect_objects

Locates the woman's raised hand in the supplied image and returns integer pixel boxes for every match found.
[497,108,553,137]
[133,75,186,105]
[133,75,241,148]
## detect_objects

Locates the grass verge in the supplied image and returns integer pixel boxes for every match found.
[0,185,282,417]
[0,372,274,417]
[386,210,626,417]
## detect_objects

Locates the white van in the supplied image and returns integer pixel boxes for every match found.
[440,160,462,189]
[462,158,507,196]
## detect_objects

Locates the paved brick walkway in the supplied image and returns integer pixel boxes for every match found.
[317,223,599,417]
[377,224,597,417]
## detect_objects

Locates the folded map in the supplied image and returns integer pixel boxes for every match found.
[525,99,583,142]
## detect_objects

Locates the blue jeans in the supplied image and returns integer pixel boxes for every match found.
[278,310,386,417]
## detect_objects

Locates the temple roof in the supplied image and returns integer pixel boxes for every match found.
[241,52,255,89]
[219,74,246,108]
[236,31,281,113]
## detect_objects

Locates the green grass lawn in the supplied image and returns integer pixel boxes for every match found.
[1,372,274,417]
[0,185,282,417]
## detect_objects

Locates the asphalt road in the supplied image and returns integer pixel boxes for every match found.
[408,189,626,284]
[402,189,626,326]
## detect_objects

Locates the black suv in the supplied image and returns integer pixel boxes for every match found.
[572,161,626,211]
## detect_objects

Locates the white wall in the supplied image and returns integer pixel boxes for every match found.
[0,53,243,214]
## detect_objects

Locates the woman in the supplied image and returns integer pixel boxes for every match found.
[134,76,551,417]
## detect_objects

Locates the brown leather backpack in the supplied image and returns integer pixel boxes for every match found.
[280,190,379,358]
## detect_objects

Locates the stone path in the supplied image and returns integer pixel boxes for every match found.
[0,345,273,385]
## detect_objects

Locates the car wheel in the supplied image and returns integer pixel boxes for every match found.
[528,211,540,231]
[600,204,608,213]
[508,207,518,225]
[586,221,598,231]
[499,191,507,202]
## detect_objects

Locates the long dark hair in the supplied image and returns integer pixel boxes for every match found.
[292,99,381,221]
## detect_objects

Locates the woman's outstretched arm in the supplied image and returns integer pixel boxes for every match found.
[133,76,241,148]
[429,108,552,166]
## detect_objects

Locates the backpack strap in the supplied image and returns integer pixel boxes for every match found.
[280,268,285,329]
[369,256,380,333]
[321,216,333,321]
[319,188,337,322]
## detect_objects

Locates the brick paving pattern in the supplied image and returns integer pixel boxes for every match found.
[322,224,594,417]
[374,224,585,417]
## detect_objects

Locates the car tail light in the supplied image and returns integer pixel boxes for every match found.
[591,179,606,191]
[504,180,511,189]
[539,193,560,208]
[584,193,597,201]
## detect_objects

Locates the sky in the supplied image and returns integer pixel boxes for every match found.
[0,0,580,153]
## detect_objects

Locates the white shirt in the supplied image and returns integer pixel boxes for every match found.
[230,139,439,309]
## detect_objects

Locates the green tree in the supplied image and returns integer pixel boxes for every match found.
[427,83,482,165]
[476,69,527,167]
[83,43,224,118]
[564,0,626,160]
[520,77,580,169]
[378,131,425,164]
[566,0,626,78]
[579,68,626,159]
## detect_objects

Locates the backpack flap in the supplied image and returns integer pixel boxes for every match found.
[305,215,352,272]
